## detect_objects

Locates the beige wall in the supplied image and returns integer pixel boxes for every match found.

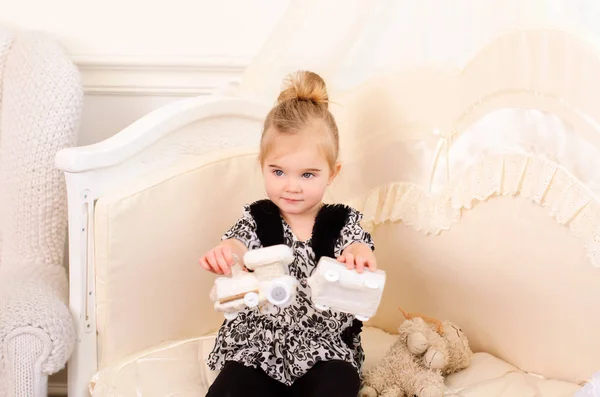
[0,0,289,145]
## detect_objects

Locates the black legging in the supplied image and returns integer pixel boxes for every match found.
[206,360,360,397]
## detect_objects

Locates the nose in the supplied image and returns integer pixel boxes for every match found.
[285,177,301,193]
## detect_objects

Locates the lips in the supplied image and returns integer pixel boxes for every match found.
[282,198,302,203]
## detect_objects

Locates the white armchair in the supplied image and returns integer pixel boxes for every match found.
[0,27,82,396]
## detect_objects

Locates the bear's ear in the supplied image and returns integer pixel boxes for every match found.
[398,306,413,320]
[427,318,444,334]
[398,306,444,334]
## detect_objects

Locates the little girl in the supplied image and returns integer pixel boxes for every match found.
[199,70,377,397]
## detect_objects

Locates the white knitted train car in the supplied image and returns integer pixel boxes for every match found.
[307,257,386,321]
[210,244,298,319]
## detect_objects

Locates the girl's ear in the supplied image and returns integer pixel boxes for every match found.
[328,162,342,185]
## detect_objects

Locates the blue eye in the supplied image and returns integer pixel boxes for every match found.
[273,170,284,176]
[302,173,315,179]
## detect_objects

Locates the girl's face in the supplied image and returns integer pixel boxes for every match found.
[261,132,339,217]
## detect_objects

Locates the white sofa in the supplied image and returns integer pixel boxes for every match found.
[0,27,82,397]
[56,29,599,397]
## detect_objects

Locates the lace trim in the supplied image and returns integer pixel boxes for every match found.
[346,153,600,268]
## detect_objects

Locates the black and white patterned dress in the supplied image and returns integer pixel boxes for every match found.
[206,204,375,386]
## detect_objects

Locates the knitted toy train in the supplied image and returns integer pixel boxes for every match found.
[209,245,298,319]
[210,244,387,321]
[307,256,386,322]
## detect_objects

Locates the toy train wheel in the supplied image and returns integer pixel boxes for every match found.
[324,270,340,282]
[267,282,292,306]
[244,292,259,307]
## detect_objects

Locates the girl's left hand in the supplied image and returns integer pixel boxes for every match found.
[337,242,377,273]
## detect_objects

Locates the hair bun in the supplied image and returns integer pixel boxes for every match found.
[277,70,329,109]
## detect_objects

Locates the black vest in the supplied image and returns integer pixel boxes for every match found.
[248,199,363,346]
[248,199,352,263]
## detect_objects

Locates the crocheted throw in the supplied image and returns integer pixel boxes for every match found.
[0,27,82,396]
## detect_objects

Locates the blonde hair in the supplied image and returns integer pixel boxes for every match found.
[258,71,340,171]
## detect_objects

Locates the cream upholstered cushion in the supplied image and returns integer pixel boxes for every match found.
[85,327,395,397]
[94,147,266,368]
[363,195,600,385]
[443,353,581,397]
[88,327,396,396]
[88,326,581,397]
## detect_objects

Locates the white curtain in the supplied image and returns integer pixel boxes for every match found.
[239,0,600,99]
[238,0,600,211]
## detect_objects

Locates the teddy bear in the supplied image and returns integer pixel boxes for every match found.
[359,308,473,397]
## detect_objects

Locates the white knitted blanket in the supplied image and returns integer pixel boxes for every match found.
[0,27,82,396]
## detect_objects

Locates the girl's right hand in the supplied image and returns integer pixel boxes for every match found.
[199,244,235,275]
